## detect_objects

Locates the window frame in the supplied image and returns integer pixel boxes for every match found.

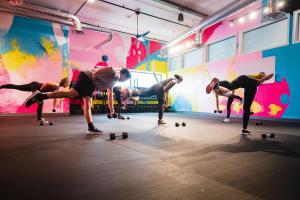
[241,16,290,55]
[205,35,237,63]
[168,54,183,72]
[293,9,300,44]
[182,47,204,68]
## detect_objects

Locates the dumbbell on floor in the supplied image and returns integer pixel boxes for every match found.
[109,132,128,140]
[256,121,263,126]
[261,133,275,139]
[107,113,118,119]
[214,110,222,113]
[175,122,186,127]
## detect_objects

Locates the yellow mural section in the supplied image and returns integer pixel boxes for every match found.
[2,39,37,72]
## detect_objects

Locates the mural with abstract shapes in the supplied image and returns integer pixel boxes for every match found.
[0,13,167,115]
[0,13,70,114]
[169,1,300,120]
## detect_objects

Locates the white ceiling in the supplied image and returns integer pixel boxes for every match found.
[23,0,236,41]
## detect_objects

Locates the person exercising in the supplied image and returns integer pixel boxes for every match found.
[0,78,69,122]
[113,86,130,119]
[25,67,131,133]
[132,74,183,124]
[206,72,274,134]
[213,86,243,123]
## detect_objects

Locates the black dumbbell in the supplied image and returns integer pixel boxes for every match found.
[175,122,186,127]
[261,133,275,139]
[109,132,128,140]
[214,110,222,113]
[107,113,118,119]
[256,121,263,126]
[52,109,56,112]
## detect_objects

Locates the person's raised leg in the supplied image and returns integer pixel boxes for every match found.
[0,83,32,91]
[25,88,79,107]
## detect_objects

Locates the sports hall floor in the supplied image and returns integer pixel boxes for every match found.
[1,113,300,200]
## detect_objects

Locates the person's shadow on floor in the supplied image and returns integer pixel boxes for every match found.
[185,135,300,158]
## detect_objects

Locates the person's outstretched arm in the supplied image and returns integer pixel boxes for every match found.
[257,73,274,84]
[107,88,115,114]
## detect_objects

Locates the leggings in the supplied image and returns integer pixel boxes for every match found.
[219,76,258,129]
[226,95,243,118]
[139,84,165,120]
[113,87,122,115]
[1,82,44,120]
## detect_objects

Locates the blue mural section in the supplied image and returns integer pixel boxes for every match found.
[262,16,300,119]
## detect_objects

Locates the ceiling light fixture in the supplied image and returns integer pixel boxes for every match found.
[87,0,95,3]
[178,13,184,22]
[238,17,245,24]
[277,1,285,9]
[249,11,257,20]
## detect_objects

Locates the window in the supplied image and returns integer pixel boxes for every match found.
[114,71,163,88]
[243,18,289,54]
[183,48,203,68]
[207,36,236,63]
[293,10,300,43]
[168,55,181,72]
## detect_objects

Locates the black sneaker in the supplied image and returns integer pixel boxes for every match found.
[25,91,42,108]
[241,129,252,135]
[87,128,103,135]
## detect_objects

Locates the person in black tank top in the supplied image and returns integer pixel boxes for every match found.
[0,78,69,121]
[131,74,183,124]
[206,73,274,134]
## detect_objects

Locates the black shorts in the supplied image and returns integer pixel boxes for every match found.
[72,72,94,97]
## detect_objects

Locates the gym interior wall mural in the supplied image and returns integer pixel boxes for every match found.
[0,13,167,115]
[169,1,300,120]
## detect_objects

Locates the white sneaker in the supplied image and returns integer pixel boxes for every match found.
[223,118,230,123]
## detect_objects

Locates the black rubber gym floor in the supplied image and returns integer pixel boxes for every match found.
[1,113,300,200]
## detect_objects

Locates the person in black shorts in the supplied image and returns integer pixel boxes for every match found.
[25,67,131,133]
[0,78,69,122]
[131,74,183,124]
[206,73,274,134]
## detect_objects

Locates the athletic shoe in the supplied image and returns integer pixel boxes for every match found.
[25,91,41,108]
[223,118,231,123]
[39,118,46,122]
[241,129,252,135]
[87,128,103,135]
[206,78,219,94]
[158,120,166,125]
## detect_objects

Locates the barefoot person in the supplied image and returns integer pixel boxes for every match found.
[213,86,243,123]
[206,73,274,134]
[131,74,183,124]
[0,78,69,122]
[25,67,131,133]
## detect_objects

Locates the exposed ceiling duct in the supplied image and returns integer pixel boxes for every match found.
[263,0,287,22]
[0,0,114,47]
[162,0,259,50]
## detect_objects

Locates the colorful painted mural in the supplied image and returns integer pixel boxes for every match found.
[169,1,300,120]
[0,13,167,115]
[0,13,70,114]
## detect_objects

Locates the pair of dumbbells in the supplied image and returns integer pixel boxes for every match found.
[256,121,263,126]
[40,120,53,126]
[214,110,222,113]
[109,132,128,140]
[107,113,118,119]
[261,133,275,139]
[118,115,130,120]
[175,122,186,127]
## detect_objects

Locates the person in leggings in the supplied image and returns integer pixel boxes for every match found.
[213,86,243,123]
[206,73,274,134]
[0,78,69,121]
[113,86,130,118]
[132,74,183,124]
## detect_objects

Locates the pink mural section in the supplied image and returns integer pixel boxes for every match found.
[170,1,291,119]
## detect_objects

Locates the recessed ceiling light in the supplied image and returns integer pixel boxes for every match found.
[277,1,285,9]
[88,0,95,3]
[238,17,245,24]
[249,11,257,20]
